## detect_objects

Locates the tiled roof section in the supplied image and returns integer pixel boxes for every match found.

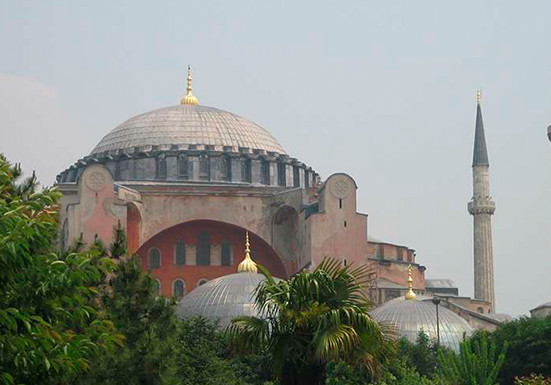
[425,279,457,289]
[91,104,287,155]
[473,103,489,167]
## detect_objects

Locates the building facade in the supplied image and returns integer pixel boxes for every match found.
[55,68,426,299]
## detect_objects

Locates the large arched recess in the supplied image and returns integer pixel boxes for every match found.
[135,220,287,297]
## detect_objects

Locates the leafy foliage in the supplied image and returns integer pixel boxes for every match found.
[438,332,506,385]
[227,257,394,385]
[514,374,551,385]
[398,332,440,377]
[0,155,121,384]
[485,316,551,385]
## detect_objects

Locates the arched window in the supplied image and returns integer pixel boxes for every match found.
[196,232,211,265]
[477,307,484,314]
[293,166,300,187]
[197,279,209,287]
[148,248,161,269]
[278,162,286,186]
[221,156,231,181]
[174,242,186,265]
[305,171,310,188]
[154,279,161,296]
[261,160,270,185]
[199,154,210,181]
[221,240,232,266]
[173,279,185,298]
[241,158,252,182]
[179,155,188,178]
[156,157,167,179]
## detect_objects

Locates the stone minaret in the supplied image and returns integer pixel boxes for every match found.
[467,91,496,311]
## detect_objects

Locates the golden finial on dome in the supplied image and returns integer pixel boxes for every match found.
[405,264,417,300]
[476,89,482,105]
[181,65,199,105]
[238,231,258,273]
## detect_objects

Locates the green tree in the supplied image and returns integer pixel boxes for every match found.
[438,332,506,385]
[227,258,394,385]
[0,155,121,384]
[486,316,551,385]
[398,332,440,377]
[78,255,181,385]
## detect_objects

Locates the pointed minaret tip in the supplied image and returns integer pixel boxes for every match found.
[238,231,258,273]
[473,90,489,167]
[181,65,199,105]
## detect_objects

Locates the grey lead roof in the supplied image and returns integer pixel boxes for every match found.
[370,296,473,351]
[425,279,457,289]
[91,104,287,155]
[473,103,489,167]
[176,272,280,328]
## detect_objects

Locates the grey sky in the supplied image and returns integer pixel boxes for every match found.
[1,1,550,316]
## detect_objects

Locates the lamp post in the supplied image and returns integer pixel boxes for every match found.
[432,297,441,346]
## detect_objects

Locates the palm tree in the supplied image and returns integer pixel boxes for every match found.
[227,257,394,385]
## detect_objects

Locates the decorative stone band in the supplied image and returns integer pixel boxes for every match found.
[56,147,318,189]
[467,199,496,215]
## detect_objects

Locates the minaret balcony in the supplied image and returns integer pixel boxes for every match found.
[468,199,496,215]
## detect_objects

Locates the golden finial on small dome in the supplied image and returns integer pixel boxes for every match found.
[405,264,417,300]
[181,65,199,105]
[238,231,258,273]
[476,89,482,105]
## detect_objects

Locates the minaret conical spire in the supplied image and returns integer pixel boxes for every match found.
[473,90,489,167]
[468,90,496,311]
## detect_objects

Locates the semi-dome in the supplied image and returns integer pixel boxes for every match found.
[370,296,473,351]
[91,104,287,155]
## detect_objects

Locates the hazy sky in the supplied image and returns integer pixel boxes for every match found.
[1,1,550,316]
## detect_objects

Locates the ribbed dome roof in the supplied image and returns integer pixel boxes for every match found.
[370,296,473,351]
[176,272,280,328]
[91,104,287,155]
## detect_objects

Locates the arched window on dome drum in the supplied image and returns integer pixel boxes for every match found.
[261,160,270,185]
[277,162,286,186]
[173,279,185,298]
[221,240,232,266]
[220,156,231,181]
[156,157,167,180]
[241,158,252,183]
[293,166,300,187]
[179,155,188,179]
[175,242,186,265]
[154,279,161,296]
[196,232,211,265]
[197,279,209,287]
[148,248,161,269]
[199,154,210,181]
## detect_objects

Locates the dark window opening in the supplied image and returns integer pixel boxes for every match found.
[196,232,211,265]
[199,154,210,181]
[154,280,161,295]
[221,156,231,181]
[175,242,186,265]
[173,280,185,297]
[156,157,167,180]
[397,248,403,261]
[339,199,343,209]
[241,158,252,182]
[293,166,300,187]
[343,258,347,267]
[344,221,347,227]
[305,172,310,188]
[221,240,232,266]
[278,162,286,186]
[261,160,270,185]
[179,156,188,178]
[148,248,161,269]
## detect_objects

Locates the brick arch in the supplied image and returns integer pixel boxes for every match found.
[135,219,287,297]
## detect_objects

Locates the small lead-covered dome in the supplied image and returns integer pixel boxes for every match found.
[370,296,473,351]
[176,272,279,327]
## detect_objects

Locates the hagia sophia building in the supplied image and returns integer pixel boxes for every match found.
[55,67,511,345]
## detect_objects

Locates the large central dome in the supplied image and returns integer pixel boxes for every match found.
[91,104,287,155]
